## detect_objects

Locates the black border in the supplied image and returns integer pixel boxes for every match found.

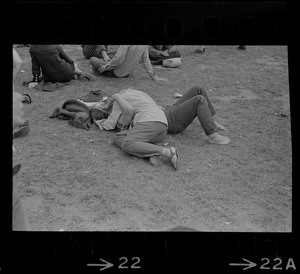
[3,1,297,273]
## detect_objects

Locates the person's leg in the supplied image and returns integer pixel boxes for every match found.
[90,57,107,69]
[114,122,167,157]
[166,96,230,144]
[168,50,181,58]
[113,122,179,168]
[149,50,164,61]
[173,86,216,116]
[173,86,228,130]
[167,95,217,135]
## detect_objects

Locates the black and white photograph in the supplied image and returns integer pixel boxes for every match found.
[12,44,291,232]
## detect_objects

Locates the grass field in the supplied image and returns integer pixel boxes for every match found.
[12,45,291,231]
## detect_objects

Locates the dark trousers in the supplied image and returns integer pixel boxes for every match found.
[149,50,181,65]
[165,86,218,136]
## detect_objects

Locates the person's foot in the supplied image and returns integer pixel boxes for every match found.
[208,132,230,145]
[13,125,30,139]
[92,66,101,75]
[214,120,227,131]
[162,147,178,170]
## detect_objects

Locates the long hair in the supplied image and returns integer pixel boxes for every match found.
[90,99,114,120]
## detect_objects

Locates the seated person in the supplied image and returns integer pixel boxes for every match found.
[90,45,167,81]
[81,45,119,60]
[148,45,181,65]
[29,45,84,83]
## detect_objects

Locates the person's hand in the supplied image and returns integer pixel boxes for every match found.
[102,51,110,62]
[13,91,25,128]
[153,75,168,82]
[98,64,108,74]
[161,50,169,57]
[112,93,120,101]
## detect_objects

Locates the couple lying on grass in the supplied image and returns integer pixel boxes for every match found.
[92,86,230,170]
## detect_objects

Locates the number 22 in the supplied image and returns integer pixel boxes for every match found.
[118,257,141,269]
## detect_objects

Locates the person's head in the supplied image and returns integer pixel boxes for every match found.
[90,99,114,120]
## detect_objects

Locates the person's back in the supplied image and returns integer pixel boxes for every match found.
[118,88,167,126]
[30,45,74,83]
[113,45,148,77]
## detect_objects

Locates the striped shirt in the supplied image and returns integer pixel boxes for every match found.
[81,45,106,59]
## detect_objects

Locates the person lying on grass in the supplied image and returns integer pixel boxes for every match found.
[93,86,230,144]
[92,88,179,170]
[90,45,167,81]
[29,45,94,86]
[91,86,230,168]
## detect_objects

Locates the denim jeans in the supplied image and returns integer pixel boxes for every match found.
[165,86,218,136]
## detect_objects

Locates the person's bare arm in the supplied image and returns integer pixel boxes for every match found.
[112,93,134,123]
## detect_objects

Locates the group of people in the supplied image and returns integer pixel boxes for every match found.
[14,44,231,171]
[12,44,231,229]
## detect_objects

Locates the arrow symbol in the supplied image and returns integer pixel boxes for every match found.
[87,258,114,271]
[229,258,257,270]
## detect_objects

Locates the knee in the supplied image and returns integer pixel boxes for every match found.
[90,57,100,68]
[195,95,207,105]
[193,85,207,96]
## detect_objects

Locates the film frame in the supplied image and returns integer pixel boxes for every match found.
[4,0,297,273]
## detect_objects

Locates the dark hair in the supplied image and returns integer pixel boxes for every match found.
[89,100,114,120]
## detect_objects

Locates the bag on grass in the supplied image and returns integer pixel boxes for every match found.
[162,57,182,68]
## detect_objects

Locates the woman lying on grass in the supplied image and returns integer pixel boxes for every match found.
[91,86,230,170]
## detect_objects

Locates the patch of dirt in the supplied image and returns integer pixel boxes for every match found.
[13,45,292,231]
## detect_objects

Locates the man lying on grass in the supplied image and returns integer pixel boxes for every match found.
[91,86,230,170]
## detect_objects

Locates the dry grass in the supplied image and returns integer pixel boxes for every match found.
[13,45,291,231]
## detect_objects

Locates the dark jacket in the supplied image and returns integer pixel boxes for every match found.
[29,45,75,83]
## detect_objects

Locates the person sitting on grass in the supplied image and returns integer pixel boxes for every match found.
[148,45,181,65]
[90,45,167,81]
[29,45,94,85]
[93,86,230,146]
[81,45,118,61]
